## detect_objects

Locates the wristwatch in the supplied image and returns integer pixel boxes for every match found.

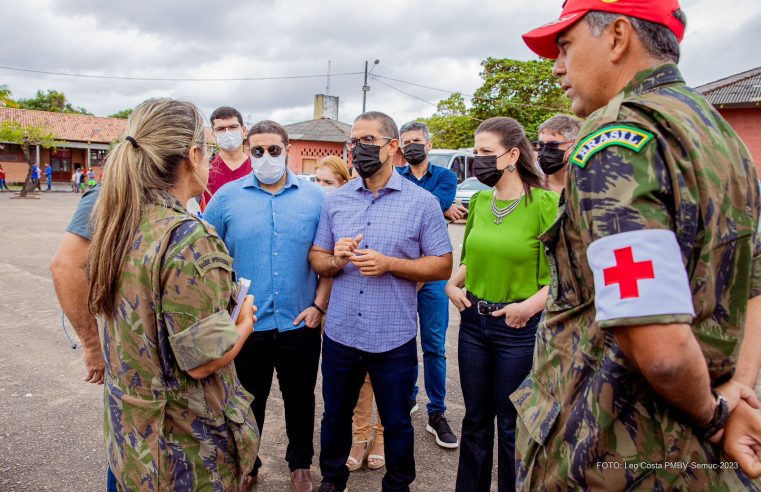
[694,390,730,440]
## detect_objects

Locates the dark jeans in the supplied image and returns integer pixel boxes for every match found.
[455,305,539,492]
[234,326,322,474]
[107,467,118,491]
[320,336,417,492]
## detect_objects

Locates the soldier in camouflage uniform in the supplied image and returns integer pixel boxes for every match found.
[88,99,260,491]
[514,0,761,490]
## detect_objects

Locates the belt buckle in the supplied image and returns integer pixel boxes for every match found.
[477,300,490,316]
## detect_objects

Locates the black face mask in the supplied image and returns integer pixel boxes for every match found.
[474,152,509,187]
[403,143,427,166]
[352,143,386,179]
[537,146,567,175]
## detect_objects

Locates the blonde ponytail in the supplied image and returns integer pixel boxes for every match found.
[88,98,205,317]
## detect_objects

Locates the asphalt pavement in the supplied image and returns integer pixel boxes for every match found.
[0,191,489,491]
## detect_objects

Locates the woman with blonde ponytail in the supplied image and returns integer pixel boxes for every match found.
[88,98,260,491]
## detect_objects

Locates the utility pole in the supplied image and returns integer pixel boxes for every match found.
[362,59,379,113]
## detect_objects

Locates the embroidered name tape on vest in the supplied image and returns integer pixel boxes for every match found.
[570,125,654,168]
[195,252,233,277]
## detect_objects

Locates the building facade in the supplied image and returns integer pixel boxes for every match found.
[0,108,126,183]
[697,67,761,173]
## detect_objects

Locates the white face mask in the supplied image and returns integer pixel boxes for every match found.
[321,185,337,193]
[216,131,242,152]
[252,154,286,184]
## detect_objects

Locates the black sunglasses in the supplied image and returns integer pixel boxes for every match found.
[252,145,284,158]
[532,141,573,152]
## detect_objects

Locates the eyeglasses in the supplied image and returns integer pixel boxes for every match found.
[345,135,395,150]
[213,124,242,134]
[252,145,284,158]
[532,141,574,152]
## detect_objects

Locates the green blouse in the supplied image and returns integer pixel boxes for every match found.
[461,188,560,303]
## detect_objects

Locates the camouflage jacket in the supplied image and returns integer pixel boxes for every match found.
[511,64,761,490]
[100,201,259,491]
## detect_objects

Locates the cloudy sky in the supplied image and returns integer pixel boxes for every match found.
[1,0,759,127]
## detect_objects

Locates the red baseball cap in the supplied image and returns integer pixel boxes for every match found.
[522,0,685,59]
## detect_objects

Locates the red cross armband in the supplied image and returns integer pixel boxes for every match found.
[587,229,695,323]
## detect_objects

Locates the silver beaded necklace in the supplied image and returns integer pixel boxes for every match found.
[490,189,524,225]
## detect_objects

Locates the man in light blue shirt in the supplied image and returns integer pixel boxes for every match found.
[205,120,327,492]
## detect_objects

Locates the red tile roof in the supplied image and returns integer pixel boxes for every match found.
[696,66,761,108]
[0,107,217,145]
[0,107,127,144]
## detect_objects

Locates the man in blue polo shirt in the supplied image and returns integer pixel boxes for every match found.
[397,121,461,449]
[205,120,327,492]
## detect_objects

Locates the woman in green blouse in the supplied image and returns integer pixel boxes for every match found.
[446,117,559,492]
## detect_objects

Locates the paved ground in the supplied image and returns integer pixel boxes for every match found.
[0,191,493,491]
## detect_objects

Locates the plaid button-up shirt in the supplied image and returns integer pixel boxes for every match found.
[314,170,453,353]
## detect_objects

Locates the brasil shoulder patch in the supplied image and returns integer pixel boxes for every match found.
[570,125,654,168]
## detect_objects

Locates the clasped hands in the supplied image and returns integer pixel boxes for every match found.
[334,234,390,277]
[713,380,761,478]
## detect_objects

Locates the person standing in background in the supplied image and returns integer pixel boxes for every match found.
[202,106,252,209]
[45,163,53,191]
[397,121,460,450]
[0,164,9,191]
[534,114,581,194]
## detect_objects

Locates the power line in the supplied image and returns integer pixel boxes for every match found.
[373,74,474,97]
[370,75,484,123]
[370,76,439,107]
[0,65,363,82]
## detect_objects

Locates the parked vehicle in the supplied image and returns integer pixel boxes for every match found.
[298,174,316,183]
[427,149,475,183]
[454,177,490,209]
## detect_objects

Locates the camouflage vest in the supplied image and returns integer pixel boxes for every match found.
[511,64,761,490]
[100,202,259,491]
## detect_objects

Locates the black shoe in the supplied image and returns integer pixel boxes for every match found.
[317,483,347,492]
[426,413,459,449]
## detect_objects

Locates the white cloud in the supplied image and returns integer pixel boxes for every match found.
[1,0,758,124]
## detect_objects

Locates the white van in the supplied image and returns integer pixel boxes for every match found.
[427,149,475,183]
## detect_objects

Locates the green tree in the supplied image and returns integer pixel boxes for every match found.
[0,84,18,108]
[470,58,570,138]
[0,121,60,197]
[418,58,572,148]
[419,93,479,149]
[16,90,92,115]
[109,108,133,119]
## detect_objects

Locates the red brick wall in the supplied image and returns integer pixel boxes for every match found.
[719,108,761,174]
[288,141,347,174]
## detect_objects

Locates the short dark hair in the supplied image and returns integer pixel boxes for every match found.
[248,120,289,147]
[210,106,243,127]
[354,111,399,140]
[585,10,686,63]
[476,117,545,200]
[399,121,431,141]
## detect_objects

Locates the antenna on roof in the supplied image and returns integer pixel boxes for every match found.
[326,60,331,96]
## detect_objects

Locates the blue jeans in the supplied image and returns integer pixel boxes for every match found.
[107,467,118,491]
[455,305,539,492]
[411,280,449,415]
[0,178,8,190]
[46,175,52,190]
[320,336,417,492]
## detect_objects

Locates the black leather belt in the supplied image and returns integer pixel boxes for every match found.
[466,291,509,316]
